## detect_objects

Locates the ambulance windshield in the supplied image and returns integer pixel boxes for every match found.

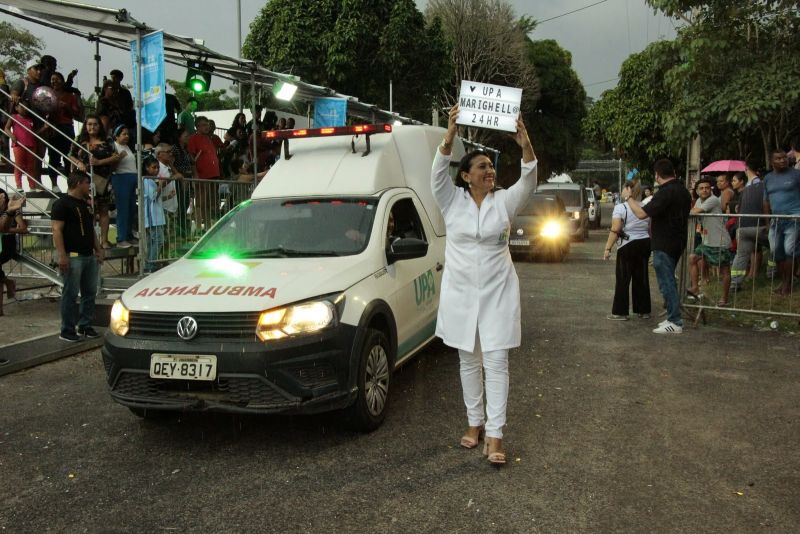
[188,197,379,259]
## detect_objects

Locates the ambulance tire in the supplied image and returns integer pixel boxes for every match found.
[345,328,392,432]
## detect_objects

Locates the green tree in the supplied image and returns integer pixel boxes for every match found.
[425,0,539,144]
[242,0,450,122]
[525,39,586,181]
[166,79,238,112]
[583,41,682,178]
[647,0,800,164]
[0,22,44,81]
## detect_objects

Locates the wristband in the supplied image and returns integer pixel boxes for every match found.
[440,138,452,150]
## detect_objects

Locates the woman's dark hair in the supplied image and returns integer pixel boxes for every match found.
[78,114,107,142]
[112,123,128,139]
[142,156,159,173]
[231,112,246,128]
[732,171,748,186]
[455,149,490,190]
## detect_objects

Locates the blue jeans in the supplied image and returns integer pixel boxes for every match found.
[146,225,165,272]
[111,172,137,243]
[60,255,99,336]
[653,250,682,326]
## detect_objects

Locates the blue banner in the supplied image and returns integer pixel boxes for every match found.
[314,97,347,127]
[130,31,166,132]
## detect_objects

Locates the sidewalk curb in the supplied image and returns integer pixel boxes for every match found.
[0,330,105,377]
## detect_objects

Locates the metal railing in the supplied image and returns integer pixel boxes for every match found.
[0,85,98,286]
[681,212,799,321]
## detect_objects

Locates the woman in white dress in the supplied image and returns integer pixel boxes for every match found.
[431,105,537,465]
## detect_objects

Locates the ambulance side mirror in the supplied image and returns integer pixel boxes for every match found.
[386,237,428,265]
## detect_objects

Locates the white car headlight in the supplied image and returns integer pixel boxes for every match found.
[256,300,335,341]
[540,220,563,238]
[572,211,581,220]
[110,300,130,336]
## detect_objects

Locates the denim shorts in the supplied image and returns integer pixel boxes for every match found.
[768,219,800,262]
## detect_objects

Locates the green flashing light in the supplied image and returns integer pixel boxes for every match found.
[207,254,247,277]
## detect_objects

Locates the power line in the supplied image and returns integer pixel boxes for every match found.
[584,77,619,87]
[536,0,610,25]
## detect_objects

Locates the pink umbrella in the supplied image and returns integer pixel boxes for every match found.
[701,160,746,173]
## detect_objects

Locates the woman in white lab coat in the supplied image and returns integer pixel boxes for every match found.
[431,105,537,465]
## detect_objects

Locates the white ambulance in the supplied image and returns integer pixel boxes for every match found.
[102,123,464,431]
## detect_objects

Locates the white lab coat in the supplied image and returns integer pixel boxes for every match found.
[431,150,538,352]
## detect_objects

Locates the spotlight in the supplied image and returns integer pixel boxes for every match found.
[185,59,213,93]
[273,80,298,101]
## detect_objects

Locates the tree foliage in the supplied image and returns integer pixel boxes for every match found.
[646,0,800,164]
[583,41,682,177]
[425,0,539,144]
[242,0,450,122]
[0,22,44,81]
[586,1,800,170]
[524,39,586,180]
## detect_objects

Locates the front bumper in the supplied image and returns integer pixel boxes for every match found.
[509,235,566,255]
[102,324,358,415]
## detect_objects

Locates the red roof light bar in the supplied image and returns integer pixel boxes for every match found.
[262,123,393,140]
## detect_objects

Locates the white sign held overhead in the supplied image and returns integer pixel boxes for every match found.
[456,81,522,133]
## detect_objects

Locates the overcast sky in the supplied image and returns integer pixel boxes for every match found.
[2,0,678,101]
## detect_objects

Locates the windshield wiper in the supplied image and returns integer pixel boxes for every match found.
[238,247,341,258]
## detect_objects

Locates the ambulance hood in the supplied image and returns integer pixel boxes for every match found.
[121,256,375,313]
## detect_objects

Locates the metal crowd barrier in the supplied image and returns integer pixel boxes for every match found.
[681,212,799,321]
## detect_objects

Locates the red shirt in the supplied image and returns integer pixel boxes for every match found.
[187,133,221,179]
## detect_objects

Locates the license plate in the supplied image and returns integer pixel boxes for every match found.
[509,239,530,246]
[149,354,217,381]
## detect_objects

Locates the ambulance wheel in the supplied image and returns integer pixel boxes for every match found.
[346,328,391,432]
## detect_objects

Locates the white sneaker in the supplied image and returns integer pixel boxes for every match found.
[653,321,683,334]
[51,185,61,193]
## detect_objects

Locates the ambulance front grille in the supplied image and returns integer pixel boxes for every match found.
[127,311,261,339]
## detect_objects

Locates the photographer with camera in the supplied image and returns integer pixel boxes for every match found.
[604,181,652,320]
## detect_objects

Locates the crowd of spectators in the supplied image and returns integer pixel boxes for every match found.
[687,150,800,302]
[1,53,296,262]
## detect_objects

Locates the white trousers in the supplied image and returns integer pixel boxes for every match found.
[458,330,509,439]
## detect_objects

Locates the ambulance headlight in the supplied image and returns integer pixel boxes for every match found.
[110,300,130,336]
[257,300,336,341]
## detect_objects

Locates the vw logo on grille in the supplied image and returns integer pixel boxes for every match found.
[176,316,199,340]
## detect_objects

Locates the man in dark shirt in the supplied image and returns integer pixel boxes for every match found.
[51,172,104,342]
[626,159,692,334]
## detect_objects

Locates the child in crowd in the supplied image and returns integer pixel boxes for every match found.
[3,101,47,190]
[142,157,165,273]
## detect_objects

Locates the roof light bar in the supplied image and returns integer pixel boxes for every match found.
[263,124,392,140]
[263,124,393,160]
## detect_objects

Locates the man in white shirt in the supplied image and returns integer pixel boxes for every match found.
[687,178,733,306]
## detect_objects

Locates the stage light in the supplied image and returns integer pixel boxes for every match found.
[185,59,213,93]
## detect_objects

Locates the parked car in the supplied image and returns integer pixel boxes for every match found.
[535,183,589,241]
[586,187,601,228]
[509,194,571,262]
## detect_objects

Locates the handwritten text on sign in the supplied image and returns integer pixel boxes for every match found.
[457,81,522,133]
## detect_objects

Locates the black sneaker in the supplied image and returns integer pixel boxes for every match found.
[77,326,100,339]
[59,332,82,342]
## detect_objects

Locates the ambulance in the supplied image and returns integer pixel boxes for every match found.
[102,123,465,431]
